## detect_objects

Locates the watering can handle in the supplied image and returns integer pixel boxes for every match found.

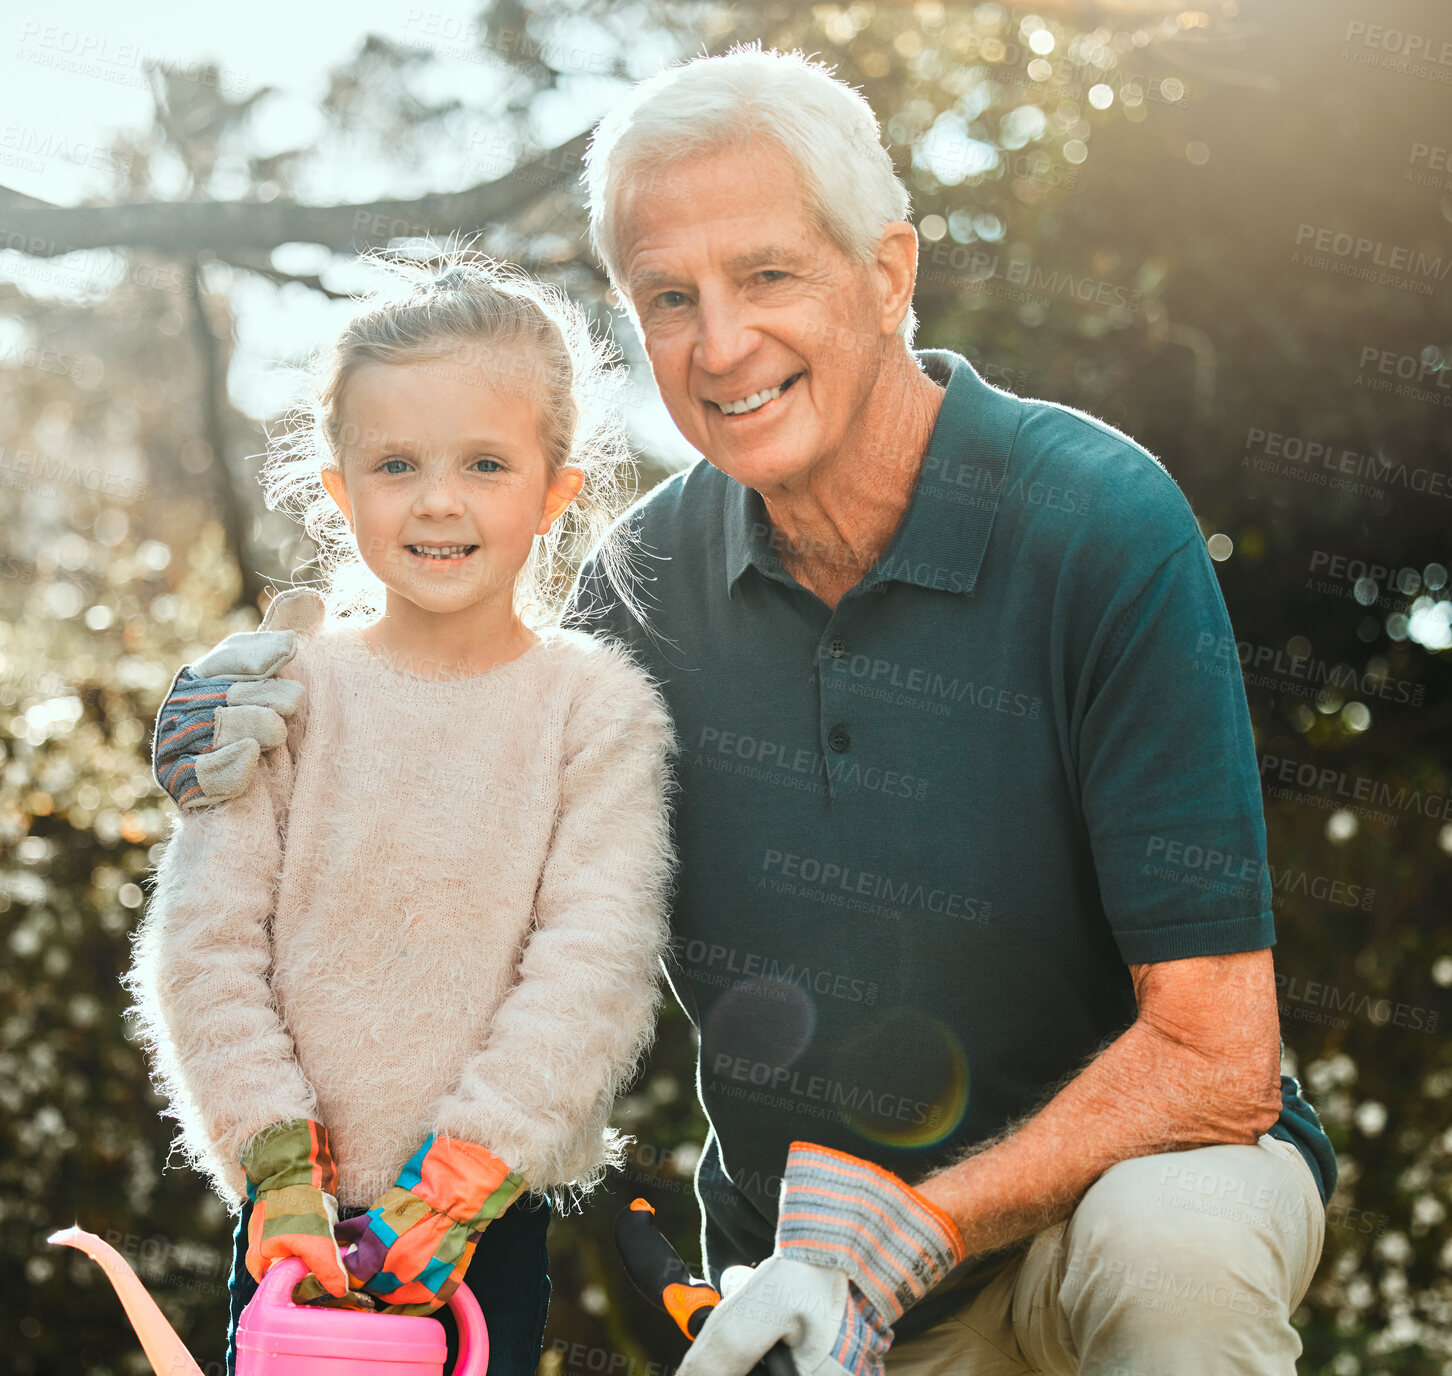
[260,1257,490,1376]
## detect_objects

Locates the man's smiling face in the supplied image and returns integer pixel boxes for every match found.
[616,140,891,492]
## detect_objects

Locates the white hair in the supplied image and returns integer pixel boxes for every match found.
[584,42,917,343]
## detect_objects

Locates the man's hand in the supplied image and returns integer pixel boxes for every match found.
[152,588,321,809]
[678,1142,965,1376]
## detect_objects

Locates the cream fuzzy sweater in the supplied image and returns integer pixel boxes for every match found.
[123,590,679,1212]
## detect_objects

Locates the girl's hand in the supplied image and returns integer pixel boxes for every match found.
[296,1284,379,1312]
[240,1117,353,1304]
[334,1133,527,1316]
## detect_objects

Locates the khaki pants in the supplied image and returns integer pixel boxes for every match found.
[886,1133,1326,1376]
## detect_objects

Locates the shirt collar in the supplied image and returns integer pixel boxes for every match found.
[723,348,1021,599]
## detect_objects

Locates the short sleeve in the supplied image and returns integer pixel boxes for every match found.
[1075,534,1275,964]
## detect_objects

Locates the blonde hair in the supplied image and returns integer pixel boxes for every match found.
[584,42,916,343]
[261,248,647,629]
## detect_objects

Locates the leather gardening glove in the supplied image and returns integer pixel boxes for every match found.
[333,1133,528,1317]
[677,1141,967,1376]
[240,1118,371,1309]
[152,589,322,810]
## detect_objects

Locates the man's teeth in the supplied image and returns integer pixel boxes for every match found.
[719,374,799,415]
[408,544,474,558]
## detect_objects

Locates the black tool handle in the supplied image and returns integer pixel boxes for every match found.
[615,1199,798,1376]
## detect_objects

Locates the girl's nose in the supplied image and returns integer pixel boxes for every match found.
[412,471,467,516]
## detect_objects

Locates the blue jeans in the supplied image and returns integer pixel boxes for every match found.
[226,1194,551,1375]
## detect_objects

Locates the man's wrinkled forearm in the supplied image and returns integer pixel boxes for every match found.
[912,1017,1281,1260]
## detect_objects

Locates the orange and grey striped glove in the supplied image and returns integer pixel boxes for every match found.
[152,590,319,810]
[678,1141,966,1376]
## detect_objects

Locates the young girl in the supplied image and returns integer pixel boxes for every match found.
[121,255,679,1375]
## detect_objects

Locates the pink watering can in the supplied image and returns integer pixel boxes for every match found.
[48,1226,489,1375]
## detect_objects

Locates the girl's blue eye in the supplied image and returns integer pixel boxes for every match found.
[377,457,502,474]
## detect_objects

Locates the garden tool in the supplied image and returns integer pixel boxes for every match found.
[614,1198,798,1376]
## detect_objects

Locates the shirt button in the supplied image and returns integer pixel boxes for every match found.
[827,636,847,659]
[828,725,851,753]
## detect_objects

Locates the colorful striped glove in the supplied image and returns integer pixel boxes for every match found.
[677,1141,967,1376]
[152,589,322,810]
[240,1119,363,1308]
[334,1134,528,1317]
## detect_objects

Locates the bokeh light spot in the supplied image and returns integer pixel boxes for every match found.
[919,214,947,242]
[829,1008,969,1150]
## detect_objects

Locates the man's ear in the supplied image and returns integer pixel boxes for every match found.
[873,221,920,339]
[538,465,586,535]
[320,466,354,530]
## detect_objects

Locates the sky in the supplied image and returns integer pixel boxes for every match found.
[0,0,700,462]
[1,0,464,204]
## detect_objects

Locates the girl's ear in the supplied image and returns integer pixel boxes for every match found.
[320,465,355,530]
[537,465,585,535]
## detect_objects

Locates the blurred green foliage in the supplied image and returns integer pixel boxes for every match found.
[2,1,1449,1373]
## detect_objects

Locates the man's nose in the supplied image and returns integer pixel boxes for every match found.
[692,285,758,378]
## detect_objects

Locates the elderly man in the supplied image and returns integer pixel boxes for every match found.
[150,46,1333,1376]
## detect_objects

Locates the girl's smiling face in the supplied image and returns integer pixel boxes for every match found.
[321,350,584,620]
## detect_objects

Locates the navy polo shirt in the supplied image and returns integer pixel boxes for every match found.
[564,348,1336,1336]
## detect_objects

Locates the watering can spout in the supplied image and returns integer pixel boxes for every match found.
[49,1225,206,1376]
[50,1226,490,1376]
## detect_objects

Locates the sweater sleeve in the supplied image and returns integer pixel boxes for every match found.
[429,640,680,1195]
[121,665,318,1211]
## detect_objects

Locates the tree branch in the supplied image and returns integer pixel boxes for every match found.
[187,259,268,613]
[216,254,351,300]
[0,128,592,259]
